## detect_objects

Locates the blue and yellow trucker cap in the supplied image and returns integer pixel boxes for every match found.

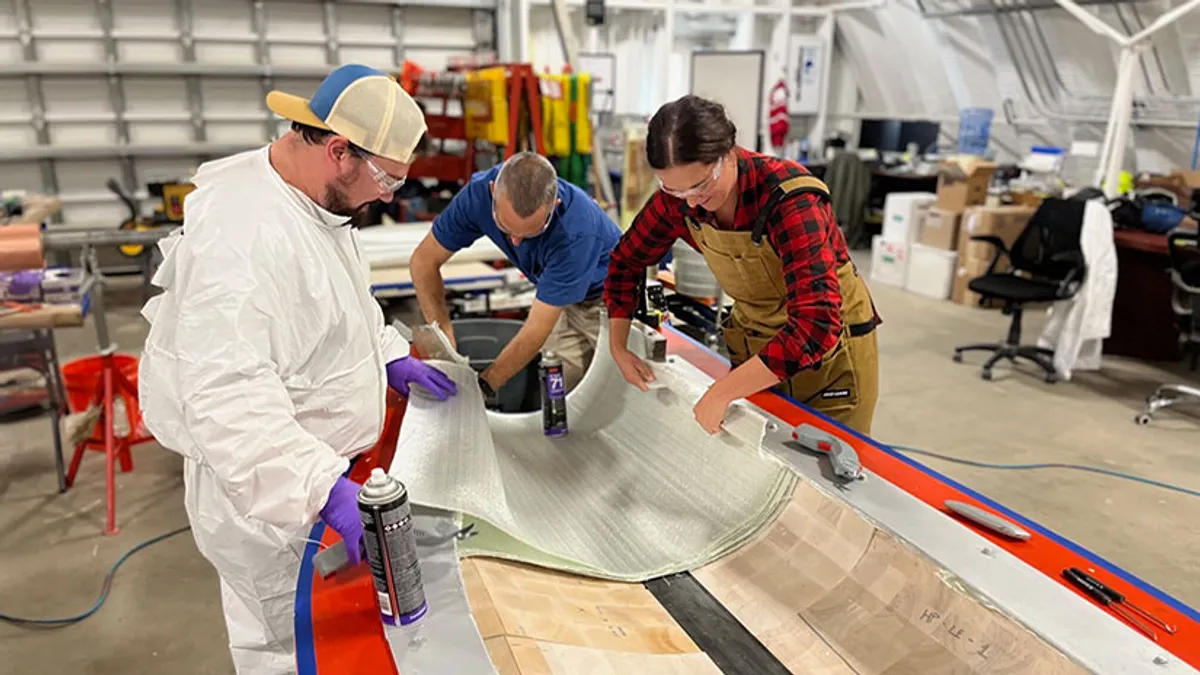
[266,64,427,164]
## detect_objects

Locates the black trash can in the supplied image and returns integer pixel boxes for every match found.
[451,318,541,413]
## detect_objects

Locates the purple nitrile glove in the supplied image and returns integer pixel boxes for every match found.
[4,270,42,298]
[386,357,457,401]
[319,476,364,566]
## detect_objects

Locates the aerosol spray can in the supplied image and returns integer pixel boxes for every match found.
[540,351,569,437]
[358,468,428,626]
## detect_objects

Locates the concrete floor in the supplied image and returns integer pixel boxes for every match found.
[1,274,1199,675]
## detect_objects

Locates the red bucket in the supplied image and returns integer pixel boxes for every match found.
[61,354,140,414]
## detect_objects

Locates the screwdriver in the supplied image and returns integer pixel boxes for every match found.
[1066,567,1177,635]
[1060,564,1171,638]
[1063,568,1156,640]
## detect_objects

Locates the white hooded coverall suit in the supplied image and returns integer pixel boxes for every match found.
[139,146,410,674]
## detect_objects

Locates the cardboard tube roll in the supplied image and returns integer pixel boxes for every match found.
[0,225,45,272]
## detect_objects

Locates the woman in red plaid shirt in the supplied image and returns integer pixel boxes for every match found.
[604,95,880,435]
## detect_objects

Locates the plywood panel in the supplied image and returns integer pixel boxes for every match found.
[536,641,723,675]
[467,557,726,675]
[692,483,1090,675]
[463,558,506,641]
[485,636,551,675]
[483,635,723,675]
[463,558,701,655]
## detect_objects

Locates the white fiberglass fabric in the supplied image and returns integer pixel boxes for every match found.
[358,223,504,268]
[389,327,797,581]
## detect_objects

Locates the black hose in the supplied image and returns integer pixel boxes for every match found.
[105,178,139,221]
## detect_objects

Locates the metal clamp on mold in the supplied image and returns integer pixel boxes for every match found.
[792,423,865,485]
[632,319,668,362]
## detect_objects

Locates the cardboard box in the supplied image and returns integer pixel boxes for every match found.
[918,209,961,251]
[1172,169,1200,201]
[936,158,997,211]
[957,205,1037,263]
[869,235,908,288]
[906,244,958,300]
[1009,191,1044,209]
[882,192,936,244]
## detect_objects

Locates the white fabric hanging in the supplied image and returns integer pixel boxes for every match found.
[1036,199,1118,380]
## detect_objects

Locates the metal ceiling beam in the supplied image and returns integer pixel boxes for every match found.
[918,0,1142,19]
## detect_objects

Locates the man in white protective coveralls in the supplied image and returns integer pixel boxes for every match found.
[138,64,458,674]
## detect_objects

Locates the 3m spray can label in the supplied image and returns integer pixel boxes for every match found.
[359,472,428,626]
[540,355,568,437]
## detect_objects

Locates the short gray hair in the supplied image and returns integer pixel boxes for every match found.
[494,152,558,218]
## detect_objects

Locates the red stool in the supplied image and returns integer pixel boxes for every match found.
[61,353,155,535]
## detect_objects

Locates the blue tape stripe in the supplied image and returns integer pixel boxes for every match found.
[294,521,326,675]
[661,323,1200,622]
[370,274,505,294]
[870,441,1200,623]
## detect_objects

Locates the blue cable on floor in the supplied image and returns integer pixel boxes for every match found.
[888,444,1200,499]
[0,526,191,627]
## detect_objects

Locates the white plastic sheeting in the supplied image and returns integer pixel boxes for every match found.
[388,325,797,581]
[358,223,506,268]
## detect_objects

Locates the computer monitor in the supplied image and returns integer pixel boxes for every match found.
[858,119,903,152]
[900,121,941,154]
[858,119,941,154]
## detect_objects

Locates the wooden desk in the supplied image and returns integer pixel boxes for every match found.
[1114,229,1170,255]
[1105,230,1178,361]
[0,303,84,330]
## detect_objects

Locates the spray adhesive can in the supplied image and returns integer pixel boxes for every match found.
[540,351,568,437]
[358,468,428,626]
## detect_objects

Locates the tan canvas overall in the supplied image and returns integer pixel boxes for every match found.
[687,176,880,435]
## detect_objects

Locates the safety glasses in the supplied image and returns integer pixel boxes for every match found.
[658,156,724,199]
[492,191,557,239]
[361,155,407,194]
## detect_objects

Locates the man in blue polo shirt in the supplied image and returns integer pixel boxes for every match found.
[410,152,620,393]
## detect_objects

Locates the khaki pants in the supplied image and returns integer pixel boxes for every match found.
[543,297,604,392]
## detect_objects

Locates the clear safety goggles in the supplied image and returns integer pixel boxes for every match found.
[492,190,557,239]
[362,155,407,194]
[658,156,724,199]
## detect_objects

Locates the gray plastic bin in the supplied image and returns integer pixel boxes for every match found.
[451,318,541,413]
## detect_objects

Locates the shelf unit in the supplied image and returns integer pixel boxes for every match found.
[0,0,500,224]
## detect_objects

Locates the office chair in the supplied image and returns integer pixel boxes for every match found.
[953,198,1088,382]
[1136,228,1200,425]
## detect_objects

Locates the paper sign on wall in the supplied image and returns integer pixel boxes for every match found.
[787,36,825,115]
[579,52,616,114]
